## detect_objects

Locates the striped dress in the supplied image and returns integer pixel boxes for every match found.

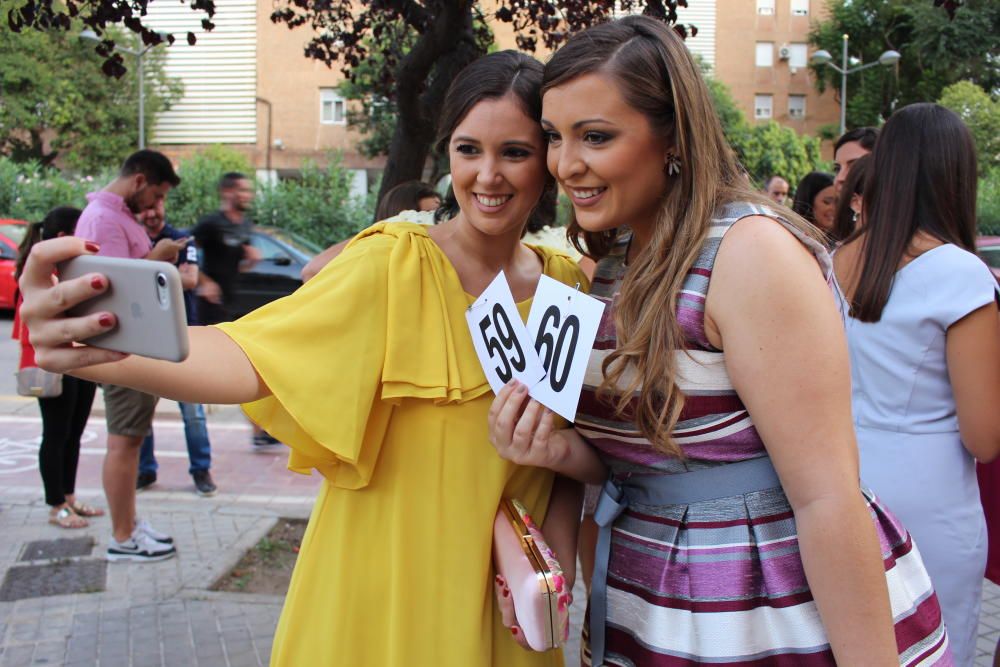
[575,202,951,666]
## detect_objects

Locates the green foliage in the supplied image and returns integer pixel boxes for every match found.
[0,21,182,173]
[809,0,1000,129]
[978,169,1000,235]
[706,77,824,188]
[0,156,105,221]
[337,19,416,160]
[167,146,254,230]
[938,81,1000,174]
[336,11,494,165]
[254,155,375,246]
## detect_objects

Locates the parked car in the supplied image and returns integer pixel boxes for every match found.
[229,226,321,319]
[977,236,1000,285]
[0,219,28,310]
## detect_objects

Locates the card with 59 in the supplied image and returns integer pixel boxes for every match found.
[465,271,546,394]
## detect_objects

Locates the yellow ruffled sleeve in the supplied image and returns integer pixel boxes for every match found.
[215,220,588,489]
[215,231,397,488]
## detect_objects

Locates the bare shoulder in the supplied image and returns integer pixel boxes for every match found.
[714,215,824,284]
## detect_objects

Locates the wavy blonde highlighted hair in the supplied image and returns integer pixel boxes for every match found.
[544,16,820,456]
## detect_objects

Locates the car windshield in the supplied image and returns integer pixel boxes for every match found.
[258,228,323,259]
[0,223,27,244]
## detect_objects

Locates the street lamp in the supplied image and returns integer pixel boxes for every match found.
[80,29,165,150]
[811,34,901,136]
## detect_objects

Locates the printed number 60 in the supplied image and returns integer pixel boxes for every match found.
[535,305,580,392]
[479,304,527,383]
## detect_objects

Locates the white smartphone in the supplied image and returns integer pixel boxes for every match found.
[58,255,190,362]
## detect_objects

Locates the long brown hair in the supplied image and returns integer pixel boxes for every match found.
[544,16,820,456]
[849,103,978,322]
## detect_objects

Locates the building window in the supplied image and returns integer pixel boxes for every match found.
[790,0,809,16]
[788,43,808,68]
[320,89,346,125]
[755,42,774,68]
[755,94,773,120]
[756,0,775,15]
[788,95,806,119]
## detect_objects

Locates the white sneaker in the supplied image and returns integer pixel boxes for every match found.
[135,518,173,544]
[107,530,176,562]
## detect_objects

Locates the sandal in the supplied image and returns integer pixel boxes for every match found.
[69,501,105,518]
[49,506,89,529]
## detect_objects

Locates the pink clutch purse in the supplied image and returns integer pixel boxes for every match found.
[492,498,571,651]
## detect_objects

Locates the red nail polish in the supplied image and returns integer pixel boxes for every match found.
[502,588,509,598]
[91,276,104,290]
[84,242,100,253]
[511,627,518,636]
[99,314,113,328]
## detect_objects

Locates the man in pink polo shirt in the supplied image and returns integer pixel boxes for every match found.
[74,150,187,562]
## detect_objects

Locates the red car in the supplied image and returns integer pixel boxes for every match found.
[978,235,1000,285]
[0,219,28,310]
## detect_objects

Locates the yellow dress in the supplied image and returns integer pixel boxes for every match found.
[216,221,588,667]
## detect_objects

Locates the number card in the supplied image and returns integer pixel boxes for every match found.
[466,271,547,394]
[526,275,606,421]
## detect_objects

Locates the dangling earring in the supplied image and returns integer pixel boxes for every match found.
[664,151,682,176]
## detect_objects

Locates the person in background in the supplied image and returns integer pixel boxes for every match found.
[374,180,441,221]
[792,171,837,232]
[830,154,871,246]
[763,175,789,205]
[137,207,217,497]
[191,173,273,449]
[301,180,442,283]
[833,103,1000,666]
[13,207,100,529]
[72,149,185,562]
[833,126,878,196]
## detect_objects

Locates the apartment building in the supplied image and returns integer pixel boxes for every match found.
[713,0,839,145]
[144,0,839,182]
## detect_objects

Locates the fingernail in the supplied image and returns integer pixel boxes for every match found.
[98,314,113,328]
[502,588,509,597]
[90,276,104,290]
[515,384,526,393]
[511,627,518,636]
[84,242,100,253]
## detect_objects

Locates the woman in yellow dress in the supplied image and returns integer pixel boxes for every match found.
[18,51,587,666]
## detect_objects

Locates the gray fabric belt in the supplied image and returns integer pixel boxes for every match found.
[589,455,782,666]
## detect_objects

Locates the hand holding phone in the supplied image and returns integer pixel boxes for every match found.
[148,236,190,263]
[58,255,189,362]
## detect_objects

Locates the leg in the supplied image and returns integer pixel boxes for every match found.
[102,385,159,542]
[139,432,158,476]
[62,378,97,507]
[104,434,143,542]
[37,390,75,508]
[179,402,212,474]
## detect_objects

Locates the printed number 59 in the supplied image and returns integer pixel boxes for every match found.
[535,305,580,392]
[479,304,527,383]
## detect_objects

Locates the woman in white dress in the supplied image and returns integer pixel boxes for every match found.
[833,103,1000,666]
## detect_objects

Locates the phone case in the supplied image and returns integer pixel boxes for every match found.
[492,498,571,651]
[59,255,190,362]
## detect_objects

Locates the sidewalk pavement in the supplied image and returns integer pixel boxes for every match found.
[0,395,997,666]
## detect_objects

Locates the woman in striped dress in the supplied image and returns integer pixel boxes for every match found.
[489,16,950,666]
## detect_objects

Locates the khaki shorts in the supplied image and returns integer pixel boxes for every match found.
[103,384,158,437]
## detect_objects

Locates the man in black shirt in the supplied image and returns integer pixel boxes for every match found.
[192,172,260,324]
[192,172,280,449]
